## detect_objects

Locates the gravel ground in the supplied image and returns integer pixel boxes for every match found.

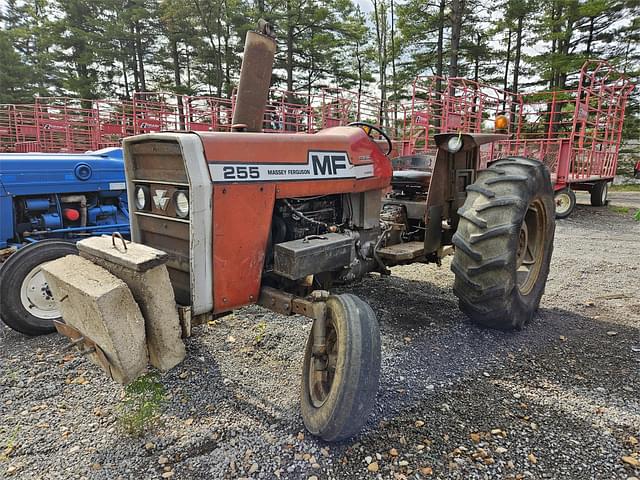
[1,201,639,480]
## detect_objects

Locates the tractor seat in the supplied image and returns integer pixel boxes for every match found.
[391,169,432,188]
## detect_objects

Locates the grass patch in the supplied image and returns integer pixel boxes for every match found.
[610,184,640,192]
[609,205,630,214]
[116,373,166,437]
[635,210,640,222]
[253,320,268,345]
[0,426,20,462]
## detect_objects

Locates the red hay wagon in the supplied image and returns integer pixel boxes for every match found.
[404,60,635,218]
[0,60,633,219]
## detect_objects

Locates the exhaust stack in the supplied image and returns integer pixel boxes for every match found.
[232,20,277,132]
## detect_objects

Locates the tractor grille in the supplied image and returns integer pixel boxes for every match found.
[128,140,191,305]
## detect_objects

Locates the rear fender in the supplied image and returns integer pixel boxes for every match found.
[424,133,509,254]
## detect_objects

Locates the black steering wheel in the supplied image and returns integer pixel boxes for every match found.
[348,122,393,156]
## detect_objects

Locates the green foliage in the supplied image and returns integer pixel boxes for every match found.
[635,209,640,222]
[253,320,268,345]
[0,0,637,143]
[0,426,20,462]
[610,184,640,192]
[609,205,630,214]
[116,373,166,437]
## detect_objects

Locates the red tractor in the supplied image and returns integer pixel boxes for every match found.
[55,24,556,441]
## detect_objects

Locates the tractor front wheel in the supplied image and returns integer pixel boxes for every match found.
[0,240,78,336]
[300,294,381,441]
[452,157,555,330]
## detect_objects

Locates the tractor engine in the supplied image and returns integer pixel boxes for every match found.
[0,148,130,249]
[272,195,342,242]
[13,192,125,240]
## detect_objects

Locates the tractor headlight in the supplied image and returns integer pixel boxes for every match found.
[447,136,463,153]
[134,185,150,210]
[174,190,189,218]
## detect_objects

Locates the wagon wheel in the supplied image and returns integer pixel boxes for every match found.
[554,188,576,219]
[300,294,381,441]
[590,181,609,207]
[451,157,556,330]
[0,240,78,336]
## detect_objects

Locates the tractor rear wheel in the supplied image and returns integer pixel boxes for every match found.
[300,294,381,441]
[590,181,608,207]
[451,157,555,330]
[0,240,78,336]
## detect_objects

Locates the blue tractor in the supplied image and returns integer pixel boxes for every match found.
[0,148,129,335]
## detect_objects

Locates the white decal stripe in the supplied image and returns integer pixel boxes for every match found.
[209,151,374,183]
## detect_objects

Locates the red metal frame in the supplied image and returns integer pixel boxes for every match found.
[0,61,633,192]
[404,60,634,189]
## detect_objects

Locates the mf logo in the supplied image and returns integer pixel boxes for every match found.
[311,153,348,176]
[153,189,170,210]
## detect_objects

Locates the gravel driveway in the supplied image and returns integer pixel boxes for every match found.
[1,203,639,480]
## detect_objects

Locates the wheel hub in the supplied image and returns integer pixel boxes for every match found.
[20,265,60,320]
[555,193,571,215]
[516,199,548,296]
[308,320,338,408]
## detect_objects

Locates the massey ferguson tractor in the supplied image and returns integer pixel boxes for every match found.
[36,23,556,441]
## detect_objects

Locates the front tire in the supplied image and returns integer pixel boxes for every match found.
[451,157,555,330]
[554,188,576,219]
[300,294,381,441]
[590,181,608,206]
[0,240,78,335]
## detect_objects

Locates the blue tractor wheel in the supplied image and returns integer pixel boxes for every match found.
[0,240,78,336]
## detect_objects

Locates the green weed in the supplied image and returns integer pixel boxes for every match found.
[116,374,166,437]
[0,426,20,462]
[253,321,268,345]
[609,205,630,214]
[610,184,640,192]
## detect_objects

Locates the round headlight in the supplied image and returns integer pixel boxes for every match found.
[134,185,150,210]
[447,136,463,153]
[174,190,189,218]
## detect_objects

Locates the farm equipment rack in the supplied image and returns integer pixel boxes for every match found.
[0,60,634,218]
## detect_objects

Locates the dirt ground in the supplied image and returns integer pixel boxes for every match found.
[1,199,639,480]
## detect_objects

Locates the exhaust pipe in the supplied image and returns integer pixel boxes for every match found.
[232,20,277,132]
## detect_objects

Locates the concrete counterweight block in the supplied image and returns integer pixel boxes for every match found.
[77,236,186,371]
[41,255,148,384]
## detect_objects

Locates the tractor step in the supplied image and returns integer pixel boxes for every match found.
[377,241,425,261]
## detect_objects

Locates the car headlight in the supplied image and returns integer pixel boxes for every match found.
[174,190,189,218]
[134,185,150,210]
[447,136,463,153]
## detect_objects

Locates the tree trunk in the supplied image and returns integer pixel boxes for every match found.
[171,39,185,130]
[130,25,140,92]
[356,41,363,121]
[449,0,464,80]
[512,18,523,95]
[502,28,512,110]
[134,21,146,92]
[372,0,387,125]
[286,0,294,102]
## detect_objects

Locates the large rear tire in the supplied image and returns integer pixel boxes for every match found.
[451,157,555,330]
[0,240,78,336]
[300,294,381,441]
